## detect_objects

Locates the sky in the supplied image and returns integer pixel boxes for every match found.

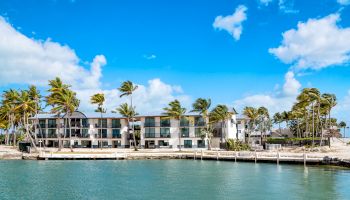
[0,0,350,124]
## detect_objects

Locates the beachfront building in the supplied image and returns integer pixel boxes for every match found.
[32,110,244,149]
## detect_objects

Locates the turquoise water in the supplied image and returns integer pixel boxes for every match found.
[0,160,349,200]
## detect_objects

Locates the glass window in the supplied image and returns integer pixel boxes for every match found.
[194,116,205,127]
[195,128,203,137]
[82,129,89,138]
[181,128,189,137]
[82,119,88,127]
[112,129,121,138]
[48,129,56,138]
[184,140,192,148]
[144,117,155,127]
[145,128,155,138]
[160,128,170,138]
[98,119,107,128]
[48,119,56,128]
[197,140,205,148]
[39,120,46,128]
[159,140,169,146]
[160,117,170,127]
[112,119,121,128]
[98,129,108,138]
[180,117,190,127]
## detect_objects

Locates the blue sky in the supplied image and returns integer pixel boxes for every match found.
[0,0,350,123]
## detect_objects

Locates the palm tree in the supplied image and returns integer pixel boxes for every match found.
[163,100,186,151]
[114,103,138,149]
[339,121,347,138]
[210,105,233,145]
[243,106,259,145]
[273,112,282,135]
[257,106,269,144]
[2,89,19,146]
[118,81,138,150]
[191,98,212,149]
[15,90,38,151]
[28,85,43,145]
[90,93,106,149]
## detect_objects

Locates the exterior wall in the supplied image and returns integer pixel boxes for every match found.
[33,112,244,149]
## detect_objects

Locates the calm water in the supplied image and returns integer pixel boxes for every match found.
[0,160,349,200]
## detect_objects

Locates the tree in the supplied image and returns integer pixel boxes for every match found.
[90,93,106,149]
[191,98,212,149]
[243,106,259,145]
[118,81,138,150]
[210,105,233,145]
[339,121,347,138]
[163,100,187,151]
[28,85,44,146]
[2,89,20,146]
[273,112,282,135]
[114,103,138,148]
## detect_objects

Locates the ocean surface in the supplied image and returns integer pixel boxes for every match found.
[0,160,349,200]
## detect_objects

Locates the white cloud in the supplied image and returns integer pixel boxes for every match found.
[259,0,273,6]
[338,0,350,5]
[269,13,350,71]
[0,16,190,114]
[143,54,156,60]
[234,71,300,114]
[213,5,248,40]
[278,0,299,14]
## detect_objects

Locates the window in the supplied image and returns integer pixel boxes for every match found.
[102,141,109,147]
[238,130,241,133]
[195,128,203,137]
[82,129,89,138]
[98,119,107,128]
[160,128,170,138]
[160,117,170,127]
[48,119,56,128]
[47,129,56,138]
[144,117,155,127]
[39,120,46,128]
[112,129,121,138]
[180,117,189,127]
[98,129,108,138]
[37,129,46,138]
[184,140,192,148]
[194,116,205,127]
[112,119,121,128]
[159,140,169,146]
[197,140,205,148]
[82,119,89,128]
[181,128,189,137]
[145,128,155,138]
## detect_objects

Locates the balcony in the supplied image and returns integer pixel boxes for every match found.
[47,124,57,128]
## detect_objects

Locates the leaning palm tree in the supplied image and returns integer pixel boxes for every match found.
[2,89,20,146]
[243,106,259,145]
[339,121,347,138]
[114,103,138,150]
[163,100,187,151]
[191,98,212,149]
[118,81,138,150]
[273,112,283,135]
[210,105,233,144]
[257,106,269,144]
[90,93,106,149]
[28,85,44,145]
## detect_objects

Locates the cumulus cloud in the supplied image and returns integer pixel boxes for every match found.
[337,0,350,5]
[269,13,350,71]
[143,54,156,60]
[213,5,247,40]
[0,16,190,114]
[234,71,300,114]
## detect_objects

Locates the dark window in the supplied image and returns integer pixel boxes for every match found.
[160,128,170,138]
[98,119,107,128]
[159,140,169,146]
[184,140,192,148]
[48,119,56,128]
[112,119,121,128]
[98,129,108,138]
[145,128,155,138]
[194,117,205,127]
[39,120,46,128]
[160,118,170,127]
[180,117,190,127]
[144,117,155,127]
[82,129,89,138]
[82,119,89,127]
[112,129,121,138]
[181,128,189,137]
[195,128,203,137]
[197,140,205,148]
[47,129,56,138]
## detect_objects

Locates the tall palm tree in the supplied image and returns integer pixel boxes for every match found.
[273,112,282,135]
[114,103,138,150]
[90,93,106,149]
[243,106,259,144]
[15,90,38,150]
[257,106,270,144]
[339,121,347,138]
[210,104,233,144]
[118,81,138,150]
[191,98,212,149]
[28,85,43,145]
[163,100,187,151]
[2,89,19,146]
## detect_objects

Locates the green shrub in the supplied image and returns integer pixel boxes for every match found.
[226,139,250,151]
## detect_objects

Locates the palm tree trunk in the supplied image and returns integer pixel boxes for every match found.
[57,115,62,151]
[100,111,103,149]
[130,95,137,151]
[312,102,315,146]
[25,114,38,151]
[178,119,182,151]
[68,113,73,152]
